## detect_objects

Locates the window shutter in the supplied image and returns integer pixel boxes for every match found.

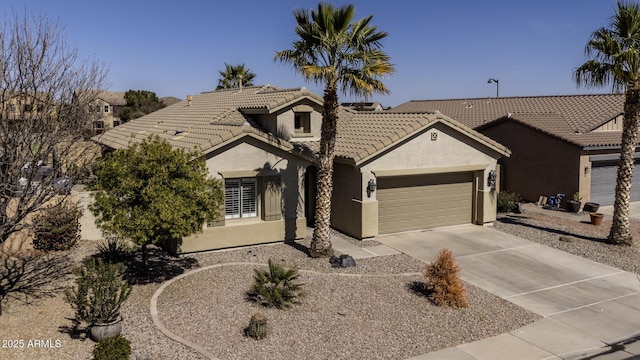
[241,178,257,217]
[224,179,240,219]
[261,176,281,221]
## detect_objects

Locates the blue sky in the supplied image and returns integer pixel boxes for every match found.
[1,0,621,107]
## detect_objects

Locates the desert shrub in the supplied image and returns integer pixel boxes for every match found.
[65,258,131,324]
[93,334,131,360]
[424,249,468,308]
[32,201,82,251]
[497,191,521,213]
[245,312,268,339]
[96,236,133,263]
[249,259,304,308]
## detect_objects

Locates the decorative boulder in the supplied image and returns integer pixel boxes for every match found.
[330,254,356,268]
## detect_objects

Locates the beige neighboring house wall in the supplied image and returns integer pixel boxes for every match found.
[481,121,583,202]
[92,92,126,133]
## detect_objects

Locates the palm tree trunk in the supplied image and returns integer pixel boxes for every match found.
[608,85,640,246]
[310,83,338,258]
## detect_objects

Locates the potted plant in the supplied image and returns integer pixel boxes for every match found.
[590,212,604,226]
[65,258,131,341]
[567,192,582,213]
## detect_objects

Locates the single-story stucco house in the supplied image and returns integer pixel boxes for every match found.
[391,94,637,206]
[94,85,509,253]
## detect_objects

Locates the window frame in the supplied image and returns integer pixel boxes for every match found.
[294,112,311,134]
[224,177,258,219]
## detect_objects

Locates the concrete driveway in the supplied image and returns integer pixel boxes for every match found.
[377,225,640,359]
[598,201,640,220]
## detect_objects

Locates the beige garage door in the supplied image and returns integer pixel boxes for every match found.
[377,172,473,234]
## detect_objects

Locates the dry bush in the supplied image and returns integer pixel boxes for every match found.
[423,249,468,308]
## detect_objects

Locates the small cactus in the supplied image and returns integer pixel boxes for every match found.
[245,312,268,340]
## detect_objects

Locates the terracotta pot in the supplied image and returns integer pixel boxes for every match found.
[590,212,603,226]
[89,316,122,342]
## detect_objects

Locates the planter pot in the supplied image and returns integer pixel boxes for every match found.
[583,202,600,213]
[89,316,122,342]
[590,212,604,226]
[567,200,581,213]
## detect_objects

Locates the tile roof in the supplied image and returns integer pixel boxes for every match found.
[331,108,509,164]
[97,91,127,106]
[94,85,509,164]
[391,94,625,147]
[94,85,321,154]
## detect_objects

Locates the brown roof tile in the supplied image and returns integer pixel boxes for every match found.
[96,91,127,105]
[392,94,625,147]
[95,85,509,164]
[331,108,508,164]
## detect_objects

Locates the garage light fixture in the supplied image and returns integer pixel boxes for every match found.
[367,179,377,198]
[487,170,496,190]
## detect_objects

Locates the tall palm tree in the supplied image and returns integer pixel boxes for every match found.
[575,1,640,246]
[276,3,394,257]
[216,63,256,90]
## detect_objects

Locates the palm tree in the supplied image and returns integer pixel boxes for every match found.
[276,3,394,257]
[575,1,640,246]
[216,63,256,90]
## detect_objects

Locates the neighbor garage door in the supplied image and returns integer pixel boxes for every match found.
[590,162,640,205]
[377,172,473,234]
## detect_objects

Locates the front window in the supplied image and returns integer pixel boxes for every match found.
[104,105,109,113]
[225,178,257,219]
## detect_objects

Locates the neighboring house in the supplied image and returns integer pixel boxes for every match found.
[92,91,126,133]
[392,94,630,206]
[1,91,52,120]
[341,101,385,111]
[94,85,509,254]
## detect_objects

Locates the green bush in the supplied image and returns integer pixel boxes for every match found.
[65,258,131,324]
[33,201,82,251]
[245,312,268,340]
[249,259,304,308]
[93,334,131,360]
[96,236,132,263]
[497,191,521,213]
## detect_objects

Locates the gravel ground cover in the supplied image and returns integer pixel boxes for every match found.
[5,205,639,360]
[495,205,640,275]
[0,229,539,360]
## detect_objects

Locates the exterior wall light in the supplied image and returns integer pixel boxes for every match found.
[487,170,496,190]
[367,179,377,198]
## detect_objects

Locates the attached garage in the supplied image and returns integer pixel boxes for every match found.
[377,172,473,234]
[590,162,640,205]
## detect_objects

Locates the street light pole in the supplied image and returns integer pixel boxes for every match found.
[487,78,499,98]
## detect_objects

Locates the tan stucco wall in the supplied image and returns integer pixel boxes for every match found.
[207,137,310,219]
[579,155,592,204]
[274,99,323,141]
[195,136,312,252]
[332,122,504,238]
[170,218,307,254]
[330,163,377,238]
[481,122,582,203]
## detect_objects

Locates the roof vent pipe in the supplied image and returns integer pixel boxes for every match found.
[187,95,192,106]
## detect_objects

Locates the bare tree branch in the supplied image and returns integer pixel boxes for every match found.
[0,12,107,245]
